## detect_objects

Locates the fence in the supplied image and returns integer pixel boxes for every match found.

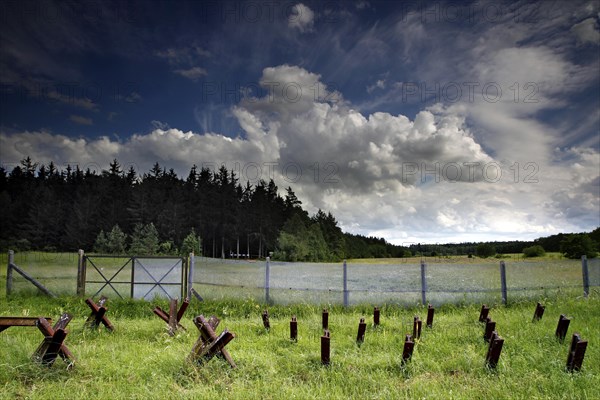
[192,256,600,305]
[4,250,193,300]
[4,250,599,305]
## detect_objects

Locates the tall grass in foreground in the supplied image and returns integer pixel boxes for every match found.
[1,294,599,399]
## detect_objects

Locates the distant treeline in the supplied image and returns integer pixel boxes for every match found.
[0,157,410,260]
[0,158,597,261]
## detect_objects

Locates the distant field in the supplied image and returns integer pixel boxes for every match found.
[0,295,598,399]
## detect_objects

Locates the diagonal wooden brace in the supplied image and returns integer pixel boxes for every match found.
[85,296,114,331]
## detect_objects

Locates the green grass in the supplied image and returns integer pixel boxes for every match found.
[1,295,599,399]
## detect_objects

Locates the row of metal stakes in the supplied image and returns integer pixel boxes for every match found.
[479,302,588,371]
[262,305,436,366]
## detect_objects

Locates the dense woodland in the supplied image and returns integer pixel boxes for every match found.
[0,157,597,260]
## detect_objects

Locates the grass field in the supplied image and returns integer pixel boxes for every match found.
[1,294,599,399]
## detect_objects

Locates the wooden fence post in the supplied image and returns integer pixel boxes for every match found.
[76,250,85,297]
[6,250,14,296]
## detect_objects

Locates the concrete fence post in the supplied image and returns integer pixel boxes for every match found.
[420,261,427,305]
[265,256,270,304]
[343,259,348,307]
[500,261,507,305]
[582,255,589,298]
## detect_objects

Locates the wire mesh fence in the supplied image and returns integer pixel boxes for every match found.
[3,251,599,304]
[192,256,599,305]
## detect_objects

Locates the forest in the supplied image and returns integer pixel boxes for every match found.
[0,157,597,260]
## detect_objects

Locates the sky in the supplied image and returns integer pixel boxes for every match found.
[0,0,599,245]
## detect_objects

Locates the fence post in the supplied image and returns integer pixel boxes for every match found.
[188,252,195,299]
[76,249,85,297]
[500,261,507,305]
[265,256,270,304]
[6,250,14,296]
[343,259,348,307]
[581,255,589,298]
[420,261,427,305]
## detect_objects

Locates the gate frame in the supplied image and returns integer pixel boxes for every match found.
[78,250,190,300]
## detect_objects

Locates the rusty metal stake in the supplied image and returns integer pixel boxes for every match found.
[374,307,380,327]
[290,316,297,341]
[532,302,545,322]
[413,316,422,339]
[479,304,490,322]
[484,317,496,342]
[262,310,270,330]
[356,318,366,344]
[566,333,588,372]
[402,334,414,365]
[322,309,329,330]
[426,304,435,328]
[555,314,570,342]
[321,330,330,365]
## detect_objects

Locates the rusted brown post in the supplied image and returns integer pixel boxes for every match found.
[485,331,504,369]
[479,304,490,322]
[168,298,178,336]
[484,317,496,342]
[402,334,414,365]
[374,306,380,327]
[555,314,570,342]
[190,315,236,368]
[290,316,297,341]
[356,318,366,344]
[33,313,74,366]
[532,302,545,322]
[322,309,329,330]
[413,316,422,339]
[566,333,588,372]
[321,330,330,365]
[84,296,114,331]
[262,310,270,330]
[426,304,435,328]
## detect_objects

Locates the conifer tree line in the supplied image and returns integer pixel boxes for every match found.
[0,157,409,260]
[1,157,597,260]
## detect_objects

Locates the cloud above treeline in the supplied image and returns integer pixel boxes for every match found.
[1,64,598,243]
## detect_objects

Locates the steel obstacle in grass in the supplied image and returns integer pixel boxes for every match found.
[153,297,189,336]
[290,316,297,341]
[321,329,331,365]
[374,306,380,327]
[322,309,329,330]
[413,316,422,339]
[555,314,570,342]
[84,296,114,331]
[401,334,415,365]
[33,313,75,367]
[426,304,435,328]
[189,315,236,368]
[262,310,270,330]
[479,304,490,322]
[356,317,366,344]
[484,317,496,342]
[532,302,545,322]
[485,331,504,369]
[566,333,587,372]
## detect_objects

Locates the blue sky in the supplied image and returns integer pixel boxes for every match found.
[1,0,599,244]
